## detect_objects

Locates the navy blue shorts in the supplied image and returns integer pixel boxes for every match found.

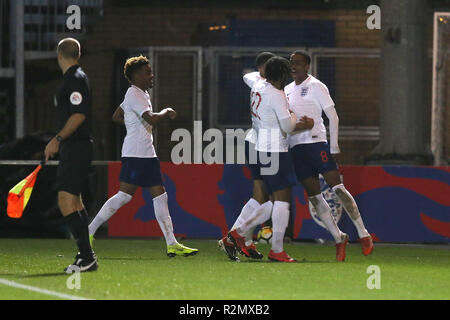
[257,151,298,193]
[119,157,163,188]
[244,140,261,180]
[289,142,339,182]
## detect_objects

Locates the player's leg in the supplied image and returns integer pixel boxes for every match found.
[221,143,271,260]
[301,176,349,261]
[221,187,264,260]
[290,144,346,244]
[290,143,348,261]
[268,187,295,261]
[88,157,138,242]
[322,169,373,255]
[231,142,270,236]
[243,180,272,245]
[148,185,198,257]
[232,180,271,238]
[227,173,273,259]
[232,184,273,259]
[231,151,296,262]
[88,181,135,239]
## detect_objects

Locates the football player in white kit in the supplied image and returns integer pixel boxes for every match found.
[228,56,302,262]
[286,51,373,261]
[219,52,314,262]
[88,55,198,258]
[218,52,275,262]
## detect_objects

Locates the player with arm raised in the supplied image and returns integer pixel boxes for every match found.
[218,52,275,262]
[88,55,198,258]
[219,52,314,262]
[287,51,373,261]
[228,56,300,262]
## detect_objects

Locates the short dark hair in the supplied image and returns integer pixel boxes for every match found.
[57,38,81,60]
[264,56,291,83]
[291,50,311,65]
[255,52,275,68]
[124,55,150,83]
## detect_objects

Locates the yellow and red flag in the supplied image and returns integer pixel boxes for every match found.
[7,165,42,219]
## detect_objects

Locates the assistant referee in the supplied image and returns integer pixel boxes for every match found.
[44,38,97,273]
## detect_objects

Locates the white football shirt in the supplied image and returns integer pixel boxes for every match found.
[120,85,157,158]
[285,75,335,148]
[243,71,264,145]
[251,80,291,152]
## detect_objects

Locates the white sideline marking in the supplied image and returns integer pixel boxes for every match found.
[0,278,92,300]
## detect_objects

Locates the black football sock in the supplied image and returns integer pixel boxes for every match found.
[64,211,93,261]
[79,208,89,228]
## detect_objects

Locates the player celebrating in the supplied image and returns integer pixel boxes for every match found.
[88,55,198,258]
[218,52,275,262]
[286,50,374,261]
[228,56,300,262]
[219,52,314,262]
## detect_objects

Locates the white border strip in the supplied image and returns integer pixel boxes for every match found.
[0,278,92,300]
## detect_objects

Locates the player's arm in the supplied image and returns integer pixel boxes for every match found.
[243,71,260,88]
[142,108,177,126]
[112,106,125,125]
[294,115,314,131]
[314,82,340,154]
[324,106,340,154]
[273,94,297,134]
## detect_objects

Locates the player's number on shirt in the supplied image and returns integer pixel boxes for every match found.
[320,151,329,163]
[250,92,262,120]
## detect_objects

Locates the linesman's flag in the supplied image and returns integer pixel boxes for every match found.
[7,165,42,219]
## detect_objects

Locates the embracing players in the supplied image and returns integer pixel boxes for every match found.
[88,55,198,258]
[219,52,275,262]
[286,50,374,260]
[228,56,304,262]
[220,53,314,262]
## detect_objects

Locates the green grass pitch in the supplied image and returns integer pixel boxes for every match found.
[0,239,448,300]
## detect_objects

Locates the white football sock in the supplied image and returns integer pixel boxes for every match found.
[89,191,133,236]
[271,201,290,253]
[332,184,370,238]
[245,228,256,247]
[153,192,178,246]
[244,201,273,246]
[309,194,344,243]
[236,201,273,237]
[231,198,260,231]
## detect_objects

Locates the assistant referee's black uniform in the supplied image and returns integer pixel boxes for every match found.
[54,64,93,196]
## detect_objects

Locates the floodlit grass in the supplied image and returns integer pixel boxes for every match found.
[0,239,448,300]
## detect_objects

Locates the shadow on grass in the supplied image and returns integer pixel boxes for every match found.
[0,272,67,278]
[100,257,158,261]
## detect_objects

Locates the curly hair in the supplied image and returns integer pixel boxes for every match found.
[265,56,291,84]
[124,55,150,83]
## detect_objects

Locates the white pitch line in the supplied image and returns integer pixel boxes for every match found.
[0,278,93,300]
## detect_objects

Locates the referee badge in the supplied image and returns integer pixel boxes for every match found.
[70,91,83,106]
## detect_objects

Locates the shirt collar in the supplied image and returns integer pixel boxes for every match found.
[296,74,311,87]
[64,64,79,78]
[131,84,149,95]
